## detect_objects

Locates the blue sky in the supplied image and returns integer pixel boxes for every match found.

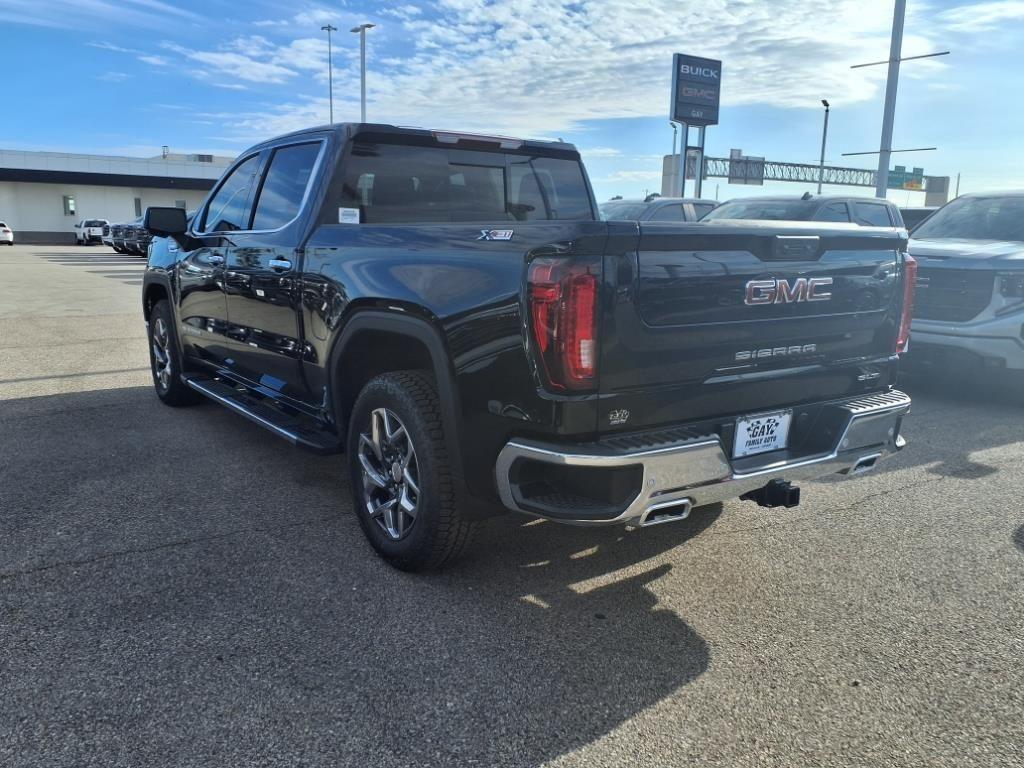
[0,0,1021,202]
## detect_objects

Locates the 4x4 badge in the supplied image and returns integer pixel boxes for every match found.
[477,229,514,241]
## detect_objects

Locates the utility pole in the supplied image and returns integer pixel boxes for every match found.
[817,99,830,194]
[321,24,337,123]
[694,126,706,198]
[351,23,375,122]
[875,0,906,198]
[955,172,961,197]
[677,122,688,197]
[849,2,948,198]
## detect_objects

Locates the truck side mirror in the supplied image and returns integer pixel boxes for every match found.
[144,207,187,237]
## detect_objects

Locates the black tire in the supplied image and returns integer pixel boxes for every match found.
[147,300,201,407]
[347,371,475,571]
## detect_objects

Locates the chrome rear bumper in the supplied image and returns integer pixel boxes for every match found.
[495,390,911,527]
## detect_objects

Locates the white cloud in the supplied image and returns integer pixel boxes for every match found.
[940,0,1024,32]
[161,41,299,84]
[198,0,950,140]
[89,41,141,54]
[97,71,131,82]
[381,4,423,19]
[2,0,199,30]
[580,147,622,157]
[138,55,170,67]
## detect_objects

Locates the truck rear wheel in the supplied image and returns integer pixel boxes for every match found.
[346,371,475,571]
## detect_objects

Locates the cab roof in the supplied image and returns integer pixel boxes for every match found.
[250,123,579,154]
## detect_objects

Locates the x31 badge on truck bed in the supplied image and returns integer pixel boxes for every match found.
[477,229,514,241]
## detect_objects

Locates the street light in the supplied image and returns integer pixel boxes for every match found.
[321,24,337,123]
[817,99,830,194]
[670,122,678,159]
[350,23,375,122]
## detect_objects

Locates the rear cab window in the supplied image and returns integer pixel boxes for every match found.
[815,202,851,222]
[853,201,894,226]
[334,136,594,225]
[703,199,820,221]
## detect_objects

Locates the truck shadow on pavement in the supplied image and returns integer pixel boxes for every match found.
[1013,523,1024,554]
[840,372,1024,484]
[2,386,714,768]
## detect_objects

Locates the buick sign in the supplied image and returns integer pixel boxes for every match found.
[671,53,722,126]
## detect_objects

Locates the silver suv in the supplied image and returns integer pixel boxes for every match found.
[907,192,1024,377]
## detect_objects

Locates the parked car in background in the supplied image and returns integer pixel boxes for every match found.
[900,207,938,231]
[141,123,913,571]
[600,196,717,222]
[703,194,905,227]
[124,217,152,256]
[101,222,114,248]
[110,222,130,253]
[906,192,1024,380]
[0,221,12,245]
[74,219,109,245]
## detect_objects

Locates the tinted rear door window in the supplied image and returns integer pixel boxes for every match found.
[649,204,685,221]
[853,202,893,226]
[251,142,321,230]
[692,203,716,219]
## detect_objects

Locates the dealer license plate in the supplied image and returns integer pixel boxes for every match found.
[733,410,792,458]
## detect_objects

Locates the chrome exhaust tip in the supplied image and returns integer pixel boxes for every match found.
[636,498,693,528]
[849,453,882,476]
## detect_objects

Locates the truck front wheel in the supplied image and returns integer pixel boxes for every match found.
[147,300,201,407]
[346,371,475,571]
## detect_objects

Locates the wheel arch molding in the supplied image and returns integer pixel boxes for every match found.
[326,309,481,505]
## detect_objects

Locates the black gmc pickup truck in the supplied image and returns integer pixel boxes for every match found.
[142,123,914,570]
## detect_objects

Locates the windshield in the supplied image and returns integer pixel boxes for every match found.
[911,196,1024,242]
[702,199,819,221]
[84,219,105,227]
[599,202,648,220]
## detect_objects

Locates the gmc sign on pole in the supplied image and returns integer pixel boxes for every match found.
[671,53,722,126]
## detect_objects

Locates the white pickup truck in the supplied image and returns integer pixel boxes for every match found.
[74,219,109,245]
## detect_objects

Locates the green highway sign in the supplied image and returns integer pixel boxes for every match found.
[887,165,925,190]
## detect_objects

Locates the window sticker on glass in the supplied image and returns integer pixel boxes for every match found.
[339,207,361,224]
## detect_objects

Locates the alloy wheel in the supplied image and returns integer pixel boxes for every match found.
[357,407,421,540]
[151,317,172,391]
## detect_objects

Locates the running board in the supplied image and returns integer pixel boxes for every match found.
[184,375,342,454]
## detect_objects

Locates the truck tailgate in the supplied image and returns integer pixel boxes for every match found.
[599,220,908,434]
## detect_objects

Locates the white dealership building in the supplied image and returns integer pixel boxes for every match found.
[0,149,233,243]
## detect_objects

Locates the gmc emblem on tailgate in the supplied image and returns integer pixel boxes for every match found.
[744,277,833,306]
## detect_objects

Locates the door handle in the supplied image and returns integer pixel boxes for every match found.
[268,258,292,271]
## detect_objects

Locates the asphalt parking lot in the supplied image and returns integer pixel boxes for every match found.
[2,243,1023,767]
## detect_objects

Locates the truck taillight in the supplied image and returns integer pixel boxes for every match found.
[528,258,599,391]
[895,254,917,354]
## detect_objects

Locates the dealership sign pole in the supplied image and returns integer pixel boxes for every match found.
[671,53,722,199]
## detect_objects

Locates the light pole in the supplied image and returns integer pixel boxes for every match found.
[875,0,906,198]
[670,122,678,159]
[817,99,830,194]
[321,24,337,123]
[350,23,375,122]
